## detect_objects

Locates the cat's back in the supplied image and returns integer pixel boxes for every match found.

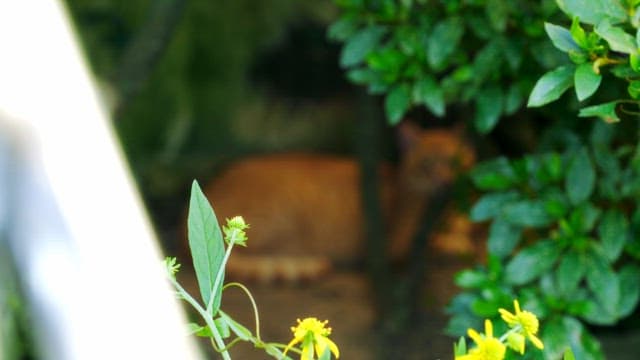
[203,153,377,263]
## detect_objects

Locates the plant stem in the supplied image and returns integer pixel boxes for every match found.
[207,238,235,314]
[223,282,262,340]
[168,276,232,360]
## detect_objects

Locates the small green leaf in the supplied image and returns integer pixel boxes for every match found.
[527,66,575,107]
[427,17,464,70]
[470,191,519,222]
[545,22,581,52]
[340,26,386,67]
[595,20,637,54]
[578,101,620,122]
[556,0,627,25]
[385,84,411,125]
[474,86,503,134]
[570,17,588,48]
[504,83,523,115]
[486,0,508,32]
[218,311,253,341]
[502,200,554,227]
[327,16,358,42]
[598,210,628,263]
[346,68,380,85]
[453,337,467,357]
[188,180,225,312]
[566,147,595,205]
[188,323,214,337]
[470,157,517,190]
[617,264,640,317]
[413,77,445,117]
[585,255,620,316]
[630,52,640,72]
[487,220,522,259]
[628,80,640,99]
[574,63,602,101]
[455,269,488,288]
[556,252,585,297]
[505,240,562,285]
[564,347,576,360]
[541,318,570,360]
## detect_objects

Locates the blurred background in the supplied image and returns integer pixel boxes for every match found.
[4,0,639,359]
[63,0,362,249]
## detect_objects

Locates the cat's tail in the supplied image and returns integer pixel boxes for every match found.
[225,254,332,284]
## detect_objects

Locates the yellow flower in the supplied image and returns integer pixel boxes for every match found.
[506,332,525,355]
[498,300,544,351]
[283,317,340,359]
[456,320,506,360]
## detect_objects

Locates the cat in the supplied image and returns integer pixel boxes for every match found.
[196,122,476,282]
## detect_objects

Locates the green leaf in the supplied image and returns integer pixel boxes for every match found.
[213,318,231,338]
[188,180,225,312]
[566,147,595,205]
[562,317,606,360]
[545,22,581,52]
[585,255,620,316]
[504,83,523,115]
[628,80,640,99]
[385,84,411,125]
[556,252,585,297]
[505,240,562,285]
[556,0,627,25]
[347,68,380,85]
[598,210,628,262]
[455,269,487,289]
[427,17,464,70]
[470,191,519,221]
[571,17,589,48]
[339,26,386,67]
[527,66,575,107]
[218,311,252,341]
[486,0,508,32]
[470,157,517,190]
[188,323,214,338]
[631,52,640,72]
[502,200,554,227]
[487,219,522,259]
[474,86,503,134]
[578,101,620,122]
[564,347,576,360]
[472,40,502,84]
[327,16,358,42]
[413,77,445,117]
[574,63,602,101]
[453,337,467,357]
[542,318,571,360]
[595,20,637,54]
[567,202,601,234]
[617,264,640,317]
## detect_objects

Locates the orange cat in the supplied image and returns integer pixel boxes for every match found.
[198,122,476,282]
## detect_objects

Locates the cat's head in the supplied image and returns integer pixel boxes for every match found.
[397,121,474,193]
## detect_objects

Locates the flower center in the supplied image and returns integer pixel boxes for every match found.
[517,311,539,335]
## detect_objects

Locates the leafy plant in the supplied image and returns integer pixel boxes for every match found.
[165,181,340,360]
[528,0,640,122]
[329,0,563,132]
[448,120,640,359]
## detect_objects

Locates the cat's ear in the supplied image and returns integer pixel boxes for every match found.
[396,120,423,152]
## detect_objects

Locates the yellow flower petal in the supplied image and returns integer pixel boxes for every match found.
[484,319,494,338]
[529,334,544,350]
